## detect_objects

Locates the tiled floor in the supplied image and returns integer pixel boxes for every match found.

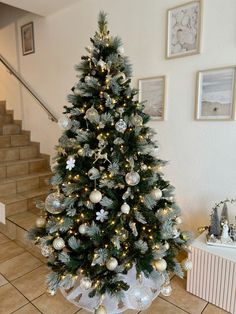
[0,232,229,314]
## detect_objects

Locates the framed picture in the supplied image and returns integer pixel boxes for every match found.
[21,22,35,56]
[139,76,166,120]
[166,0,202,59]
[196,66,236,121]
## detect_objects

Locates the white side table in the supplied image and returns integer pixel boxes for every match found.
[187,231,236,314]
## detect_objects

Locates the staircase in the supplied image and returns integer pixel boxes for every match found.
[0,100,51,258]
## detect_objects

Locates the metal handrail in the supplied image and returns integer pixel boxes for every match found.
[0,54,58,122]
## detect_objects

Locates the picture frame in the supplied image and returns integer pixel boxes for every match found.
[21,22,35,56]
[166,0,202,59]
[138,76,166,121]
[195,66,236,121]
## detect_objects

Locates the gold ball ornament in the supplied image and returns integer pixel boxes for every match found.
[89,189,102,203]
[106,257,118,271]
[78,148,85,156]
[35,216,46,228]
[181,258,193,271]
[150,188,162,201]
[152,258,167,272]
[53,237,65,250]
[94,305,107,314]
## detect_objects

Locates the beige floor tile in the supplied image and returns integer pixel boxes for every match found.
[79,310,138,314]
[0,233,10,244]
[202,303,229,313]
[0,240,25,263]
[32,290,78,314]
[141,297,186,314]
[12,264,49,300]
[13,303,41,314]
[161,276,207,314]
[0,283,28,314]
[0,251,42,281]
[0,274,8,287]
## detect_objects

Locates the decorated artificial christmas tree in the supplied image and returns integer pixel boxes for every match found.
[29,12,193,314]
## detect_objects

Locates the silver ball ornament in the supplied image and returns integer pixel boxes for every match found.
[150,188,162,201]
[79,224,88,235]
[53,237,65,250]
[121,202,130,214]
[85,107,99,123]
[115,119,127,133]
[80,277,92,290]
[125,171,140,186]
[94,305,107,314]
[106,257,118,271]
[128,286,153,310]
[88,167,100,180]
[181,259,193,271]
[153,258,167,272]
[89,189,102,203]
[36,216,46,228]
[161,284,172,296]
[58,116,72,130]
[41,245,53,257]
[45,193,65,214]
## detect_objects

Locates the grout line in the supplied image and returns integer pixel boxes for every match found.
[201,302,209,313]
[29,302,44,314]
[10,301,30,313]
[158,296,191,314]
[10,263,45,283]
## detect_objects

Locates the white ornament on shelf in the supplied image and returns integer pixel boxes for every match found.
[53,237,65,250]
[58,116,72,130]
[161,284,172,296]
[106,257,118,271]
[89,189,102,203]
[128,286,153,310]
[115,119,127,133]
[221,221,232,243]
[66,156,76,171]
[88,167,100,180]
[125,171,140,186]
[94,305,107,314]
[45,193,65,215]
[96,209,108,222]
[36,216,46,228]
[79,224,88,235]
[150,188,162,201]
[181,258,193,271]
[80,277,92,290]
[153,258,167,272]
[121,202,130,214]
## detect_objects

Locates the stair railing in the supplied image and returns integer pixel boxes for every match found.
[0,53,58,122]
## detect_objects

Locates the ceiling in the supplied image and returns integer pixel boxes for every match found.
[0,0,80,16]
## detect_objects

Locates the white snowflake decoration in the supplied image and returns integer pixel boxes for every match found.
[96,209,108,222]
[66,156,75,171]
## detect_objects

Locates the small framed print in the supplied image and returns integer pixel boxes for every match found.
[166,0,202,59]
[21,22,35,56]
[138,76,166,121]
[196,66,236,121]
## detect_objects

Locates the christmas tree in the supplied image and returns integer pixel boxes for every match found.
[29,12,192,314]
[210,208,221,237]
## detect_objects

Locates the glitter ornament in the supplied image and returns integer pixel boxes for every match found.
[181,259,193,271]
[125,171,140,186]
[150,188,162,201]
[53,237,65,250]
[66,156,75,171]
[35,216,46,228]
[132,114,143,127]
[152,258,167,272]
[85,107,99,123]
[79,224,88,235]
[106,257,118,271]
[128,286,152,310]
[80,277,92,290]
[58,116,72,130]
[41,245,53,257]
[161,284,172,296]
[121,202,130,214]
[95,305,107,314]
[45,193,65,214]
[89,189,102,203]
[115,119,127,133]
[88,167,100,180]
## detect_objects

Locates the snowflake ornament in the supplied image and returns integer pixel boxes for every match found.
[66,156,75,171]
[96,209,108,222]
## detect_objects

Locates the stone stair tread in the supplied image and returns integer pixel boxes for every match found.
[0,171,52,185]
[7,211,37,231]
[0,187,49,205]
[0,157,48,166]
[0,144,37,151]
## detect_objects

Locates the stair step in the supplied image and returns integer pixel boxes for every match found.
[0,113,13,124]
[0,101,6,115]
[0,144,39,162]
[0,171,51,197]
[0,187,48,217]
[2,123,21,135]
[0,157,50,178]
[0,133,30,148]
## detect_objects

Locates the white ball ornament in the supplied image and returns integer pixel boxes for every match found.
[153,258,167,272]
[94,305,107,314]
[79,224,88,235]
[73,87,80,96]
[175,216,182,224]
[53,237,65,250]
[125,171,140,186]
[36,216,46,228]
[115,119,127,133]
[85,107,99,123]
[80,277,92,290]
[106,257,118,271]
[161,284,172,296]
[164,242,170,250]
[58,116,72,130]
[89,189,102,203]
[121,202,130,214]
[150,188,162,201]
[181,259,193,271]
[128,286,152,310]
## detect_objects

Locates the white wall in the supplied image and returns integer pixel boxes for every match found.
[0,0,236,231]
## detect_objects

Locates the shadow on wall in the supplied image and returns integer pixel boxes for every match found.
[0,3,27,29]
